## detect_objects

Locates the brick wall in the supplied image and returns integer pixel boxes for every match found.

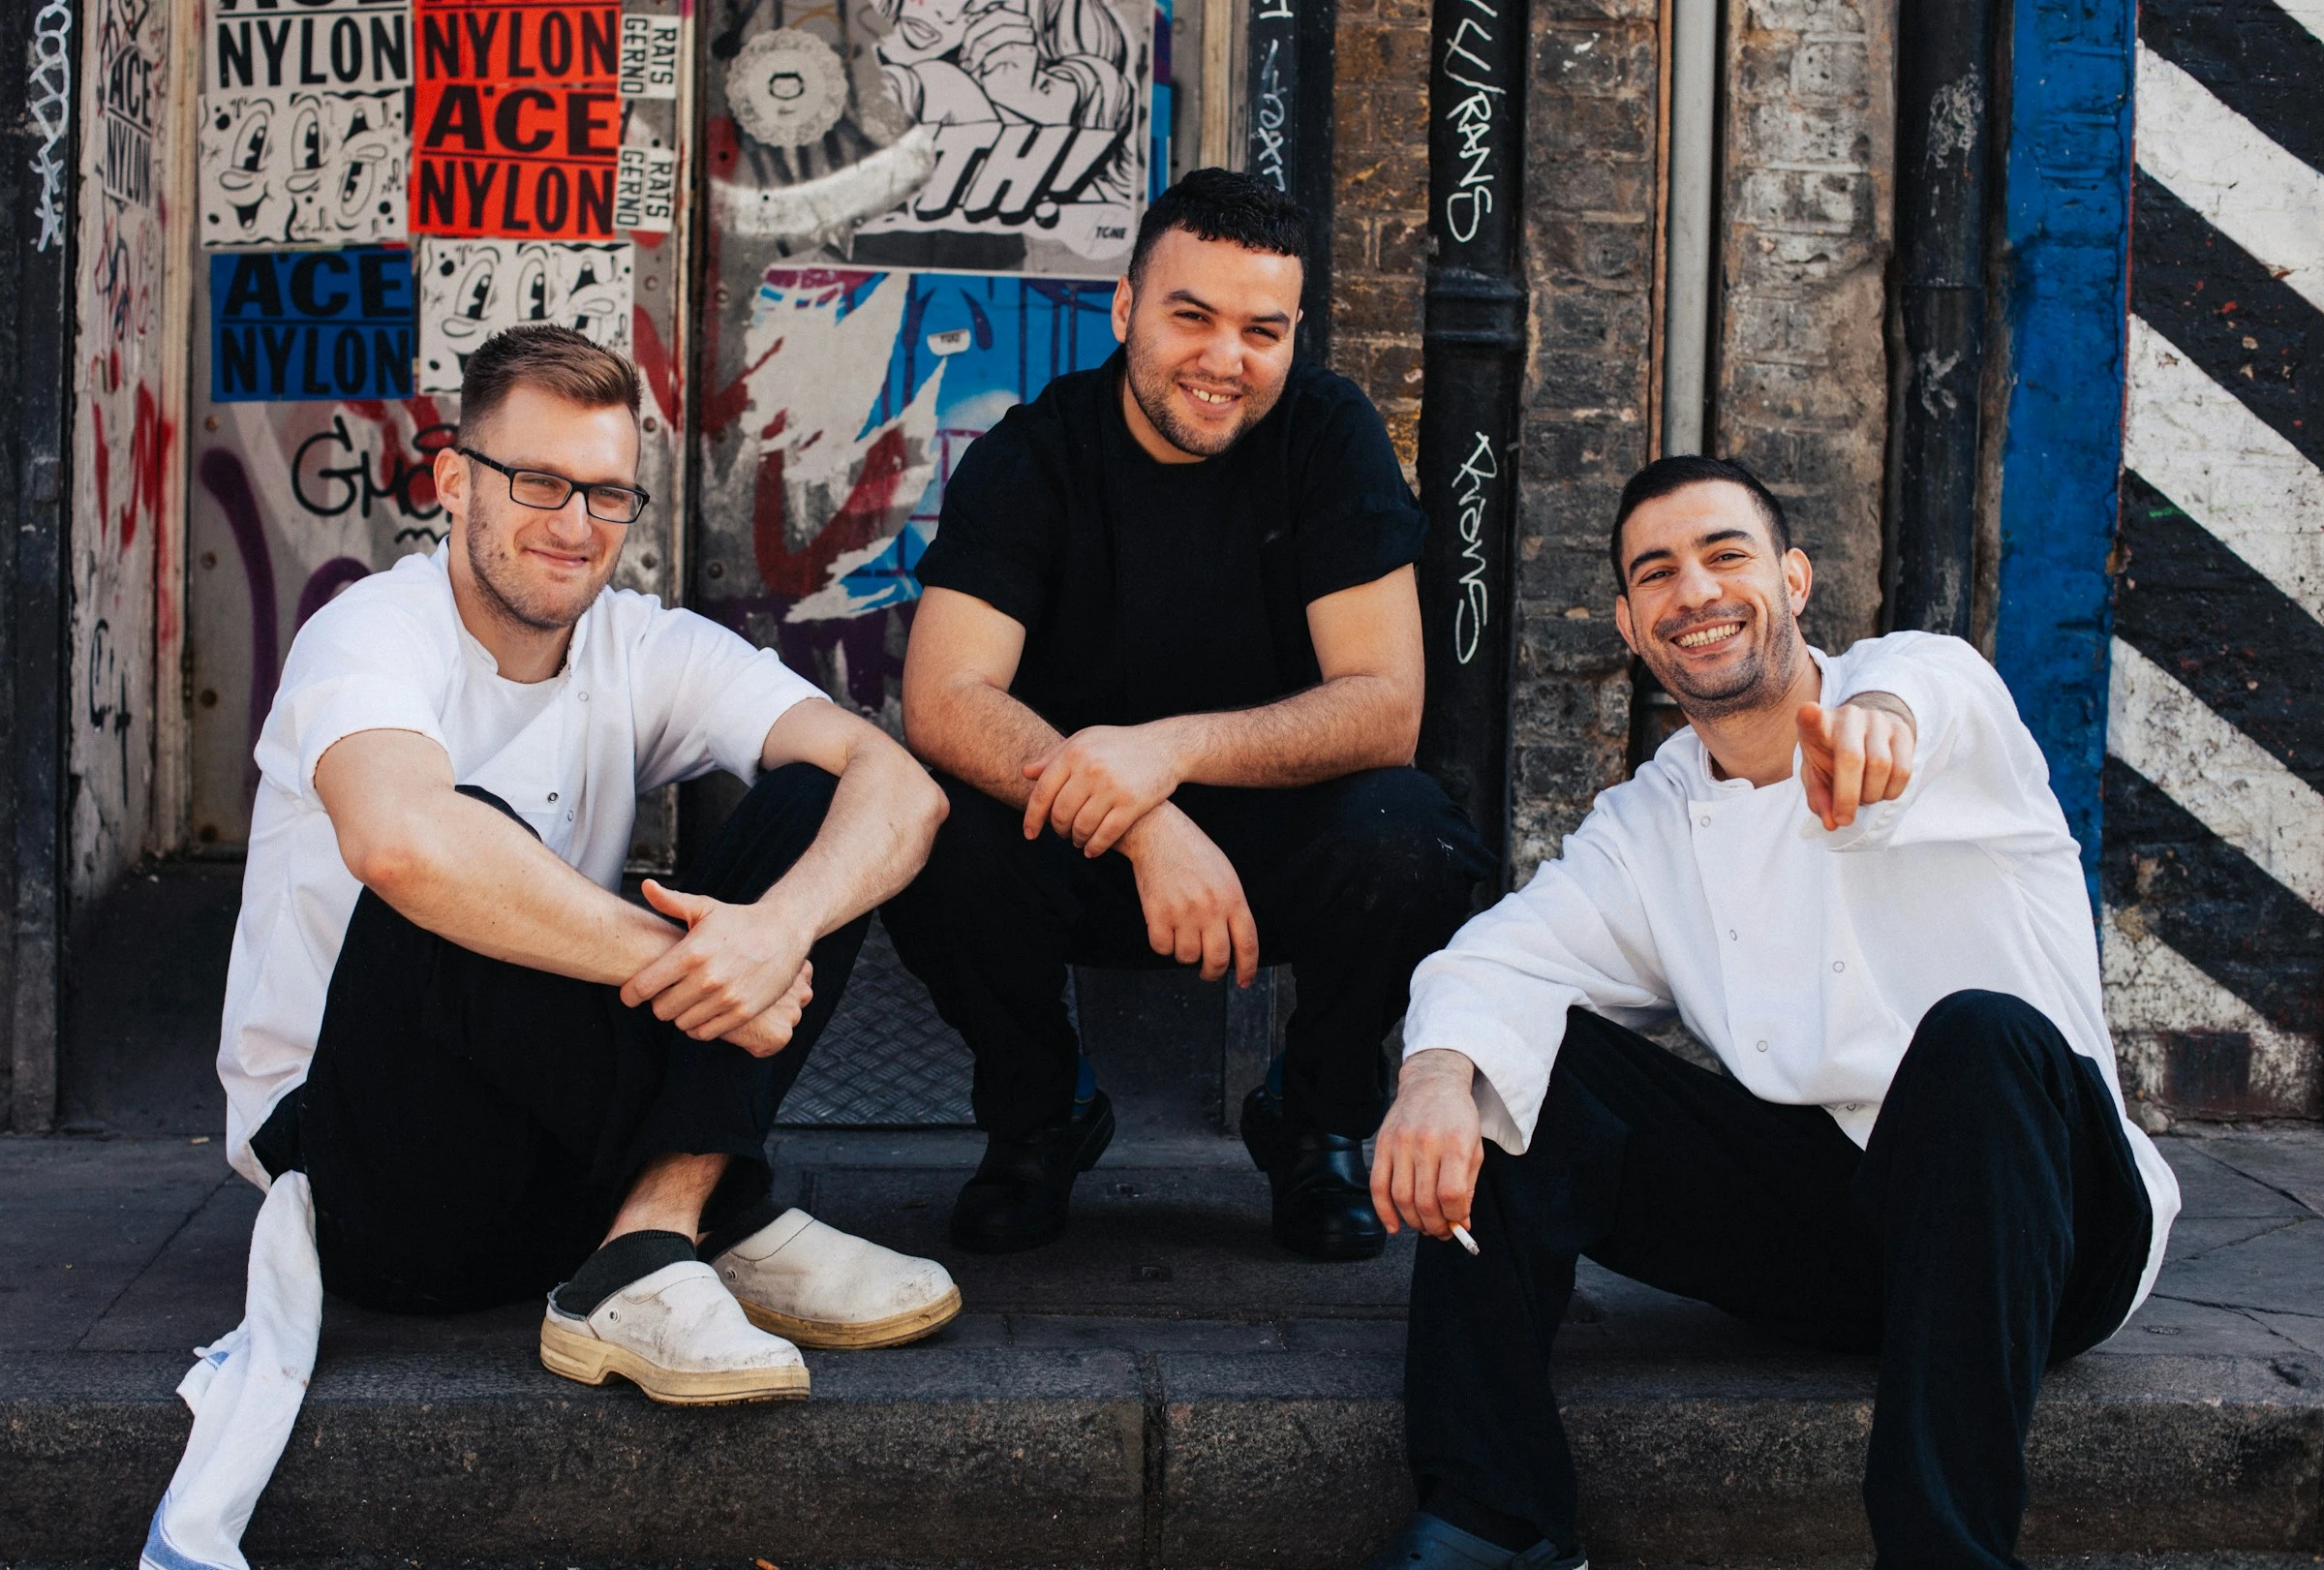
[1329,0,1433,472]
[1508,0,1662,869]
[1324,0,1891,870]
[1715,0,1894,651]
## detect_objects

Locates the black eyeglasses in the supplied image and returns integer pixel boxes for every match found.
[458,446,651,525]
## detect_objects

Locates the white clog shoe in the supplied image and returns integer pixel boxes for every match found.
[711,1208,962,1349]
[538,1259,810,1404]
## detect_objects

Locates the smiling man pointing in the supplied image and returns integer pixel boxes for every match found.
[1365,454,2180,1570]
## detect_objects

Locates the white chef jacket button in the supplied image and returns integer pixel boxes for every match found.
[1756,1039,1768,1052]
[578,691,589,701]
[1697,815,1711,828]
[566,811,575,821]
[1832,959,1845,972]
[1728,929,1737,941]
[1847,1102,1860,1113]
[548,791,559,803]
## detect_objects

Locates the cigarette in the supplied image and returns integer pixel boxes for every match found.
[1451,1223,1481,1256]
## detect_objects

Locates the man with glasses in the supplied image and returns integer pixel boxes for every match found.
[219,324,960,1404]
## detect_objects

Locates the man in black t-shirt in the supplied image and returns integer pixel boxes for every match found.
[887,169,1492,1261]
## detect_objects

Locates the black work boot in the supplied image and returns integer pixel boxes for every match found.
[1240,1085,1387,1261]
[950,1090,1116,1253]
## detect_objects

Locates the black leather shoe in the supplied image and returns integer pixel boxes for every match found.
[949,1091,1116,1253]
[1240,1086,1388,1261]
[1362,1514,1586,1570]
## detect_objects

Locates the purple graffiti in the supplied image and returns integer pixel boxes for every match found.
[197,447,280,780]
[296,556,374,632]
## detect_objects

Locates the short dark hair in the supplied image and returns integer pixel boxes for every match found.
[1610,454,1792,590]
[1127,168,1309,287]
[456,324,641,443]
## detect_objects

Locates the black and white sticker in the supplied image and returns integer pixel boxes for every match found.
[619,14,683,99]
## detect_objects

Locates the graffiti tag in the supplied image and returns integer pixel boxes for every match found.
[1452,429,1495,665]
[1438,0,1502,245]
[29,0,75,250]
[290,413,454,522]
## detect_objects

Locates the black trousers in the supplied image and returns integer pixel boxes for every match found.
[1404,993,2153,1569]
[291,764,870,1315]
[885,766,1492,1141]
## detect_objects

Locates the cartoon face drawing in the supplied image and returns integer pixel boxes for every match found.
[202,95,293,240]
[415,238,635,392]
[199,87,405,246]
[875,0,976,65]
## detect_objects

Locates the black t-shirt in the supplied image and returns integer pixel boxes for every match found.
[914,350,1427,734]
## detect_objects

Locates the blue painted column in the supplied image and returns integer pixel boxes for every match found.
[1992,0,2137,907]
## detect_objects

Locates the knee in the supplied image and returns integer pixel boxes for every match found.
[1318,771,1489,908]
[1898,991,2063,1097]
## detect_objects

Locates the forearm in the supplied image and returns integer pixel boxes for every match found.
[1157,674,1419,790]
[905,678,1064,809]
[361,793,675,985]
[753,740,945,939]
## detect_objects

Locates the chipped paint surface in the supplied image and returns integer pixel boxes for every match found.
[2095,0,2323,1122]
[68,0,181,903]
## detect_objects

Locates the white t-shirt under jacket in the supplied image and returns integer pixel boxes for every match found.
[1404,631,2180,1317]
[216,547,823,1186]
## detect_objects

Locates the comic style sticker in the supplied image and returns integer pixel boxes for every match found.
[206,0,412,91]
[705,0,1147,274]
[210,246,417,402]
[614,143,677,231]
[199,87,409,247]
[414,236,633,390]
[618,13,681,98]
[411,0,624,239]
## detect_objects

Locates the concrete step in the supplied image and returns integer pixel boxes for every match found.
[5,1131,2323,1567]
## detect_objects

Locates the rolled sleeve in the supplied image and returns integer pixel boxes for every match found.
[631,608,827,792]
[253,589,454,802]
[290,676,450,798]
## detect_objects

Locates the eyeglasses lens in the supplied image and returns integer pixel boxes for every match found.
[509,471,571,508]
[586,486,644,524]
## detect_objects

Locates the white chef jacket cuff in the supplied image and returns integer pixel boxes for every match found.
[1403,1013,1548,1155]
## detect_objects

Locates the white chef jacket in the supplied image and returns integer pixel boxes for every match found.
[216,546,824,1187]
[1404,631,2180,1318]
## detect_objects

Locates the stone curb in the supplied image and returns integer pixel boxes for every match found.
[6,1347,2319,1565]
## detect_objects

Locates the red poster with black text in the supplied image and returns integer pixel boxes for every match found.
[410,0,622,239]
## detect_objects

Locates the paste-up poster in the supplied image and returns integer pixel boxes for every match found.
[199,0,413,247]
[199,88,410,246]
[207,0,412,91]
[211,247,416,402]
[697,267,1116,621]
[706,0,1148,276]
[411,0,625,239]
[414,236,633,389]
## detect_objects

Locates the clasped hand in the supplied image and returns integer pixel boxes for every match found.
[1022,723,1185,858]
[1797,697,1915,832]
[620,880,816,1058]
[1022,723,1259,988]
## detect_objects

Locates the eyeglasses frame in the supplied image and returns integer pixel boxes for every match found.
[455,446,652,525]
